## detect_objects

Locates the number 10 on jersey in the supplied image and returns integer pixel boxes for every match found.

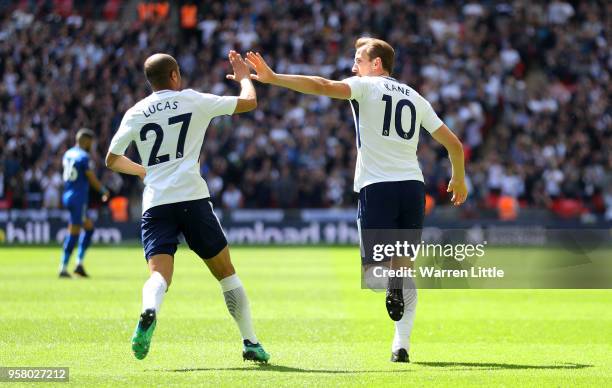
[139,113,192,166]
[381,94,417,140]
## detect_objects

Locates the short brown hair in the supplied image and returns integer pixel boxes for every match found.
[144,53,179,89]
[355,37,395,75]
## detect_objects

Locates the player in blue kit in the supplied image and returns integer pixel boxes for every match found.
[59,128,109,278]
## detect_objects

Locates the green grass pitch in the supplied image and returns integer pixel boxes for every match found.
[1,246,611,387]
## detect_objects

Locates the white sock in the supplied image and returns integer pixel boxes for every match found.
[220,274,258,344]
[142,271,167,313]
[392,279,418,352]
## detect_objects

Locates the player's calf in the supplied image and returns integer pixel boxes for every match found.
[207,247,269,362]
[74,225,94,275]
[59,227,80,277]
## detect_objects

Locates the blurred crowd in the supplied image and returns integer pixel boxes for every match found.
[0,0,610,220]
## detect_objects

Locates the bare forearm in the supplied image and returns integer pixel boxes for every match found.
[233,78,258,113]
[447,143,465,180]
[106,154,145,178]
[271,74,332,96]
[431,125,466,180]
[430,124,468,205]
[239,78,256,101]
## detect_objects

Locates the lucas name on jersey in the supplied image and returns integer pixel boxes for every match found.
[143,100,180,118]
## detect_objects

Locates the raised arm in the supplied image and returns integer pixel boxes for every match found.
[246,51,351,100]
[226,50,257,113]
[431,124,468,206]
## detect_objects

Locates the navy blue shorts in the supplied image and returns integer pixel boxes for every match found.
[141,198,227,261]
[358,180,425,265]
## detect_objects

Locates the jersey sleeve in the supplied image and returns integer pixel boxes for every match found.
[191,90,238,117]
[108,110,136,155]
[421,100,444,134]
[342,76,369,101]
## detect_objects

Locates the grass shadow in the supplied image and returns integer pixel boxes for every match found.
[160,364,413,374]
[413,361,593,370]
[159,361,593,374]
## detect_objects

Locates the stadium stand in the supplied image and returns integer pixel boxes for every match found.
[0,1,609,222]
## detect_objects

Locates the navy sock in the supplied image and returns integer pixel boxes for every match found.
[77,229,94,264]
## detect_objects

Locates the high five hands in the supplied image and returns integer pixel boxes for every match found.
[245,51,276,84]
[226,50,252,82]
[225,50,277,84]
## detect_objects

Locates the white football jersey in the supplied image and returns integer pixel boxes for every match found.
[343,76,443,192]
[108,89,237,213]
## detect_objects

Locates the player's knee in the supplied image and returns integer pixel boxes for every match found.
[68,224,82,234]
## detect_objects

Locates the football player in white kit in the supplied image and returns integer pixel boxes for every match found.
[105,52,269,363]
[246,38,467,363]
